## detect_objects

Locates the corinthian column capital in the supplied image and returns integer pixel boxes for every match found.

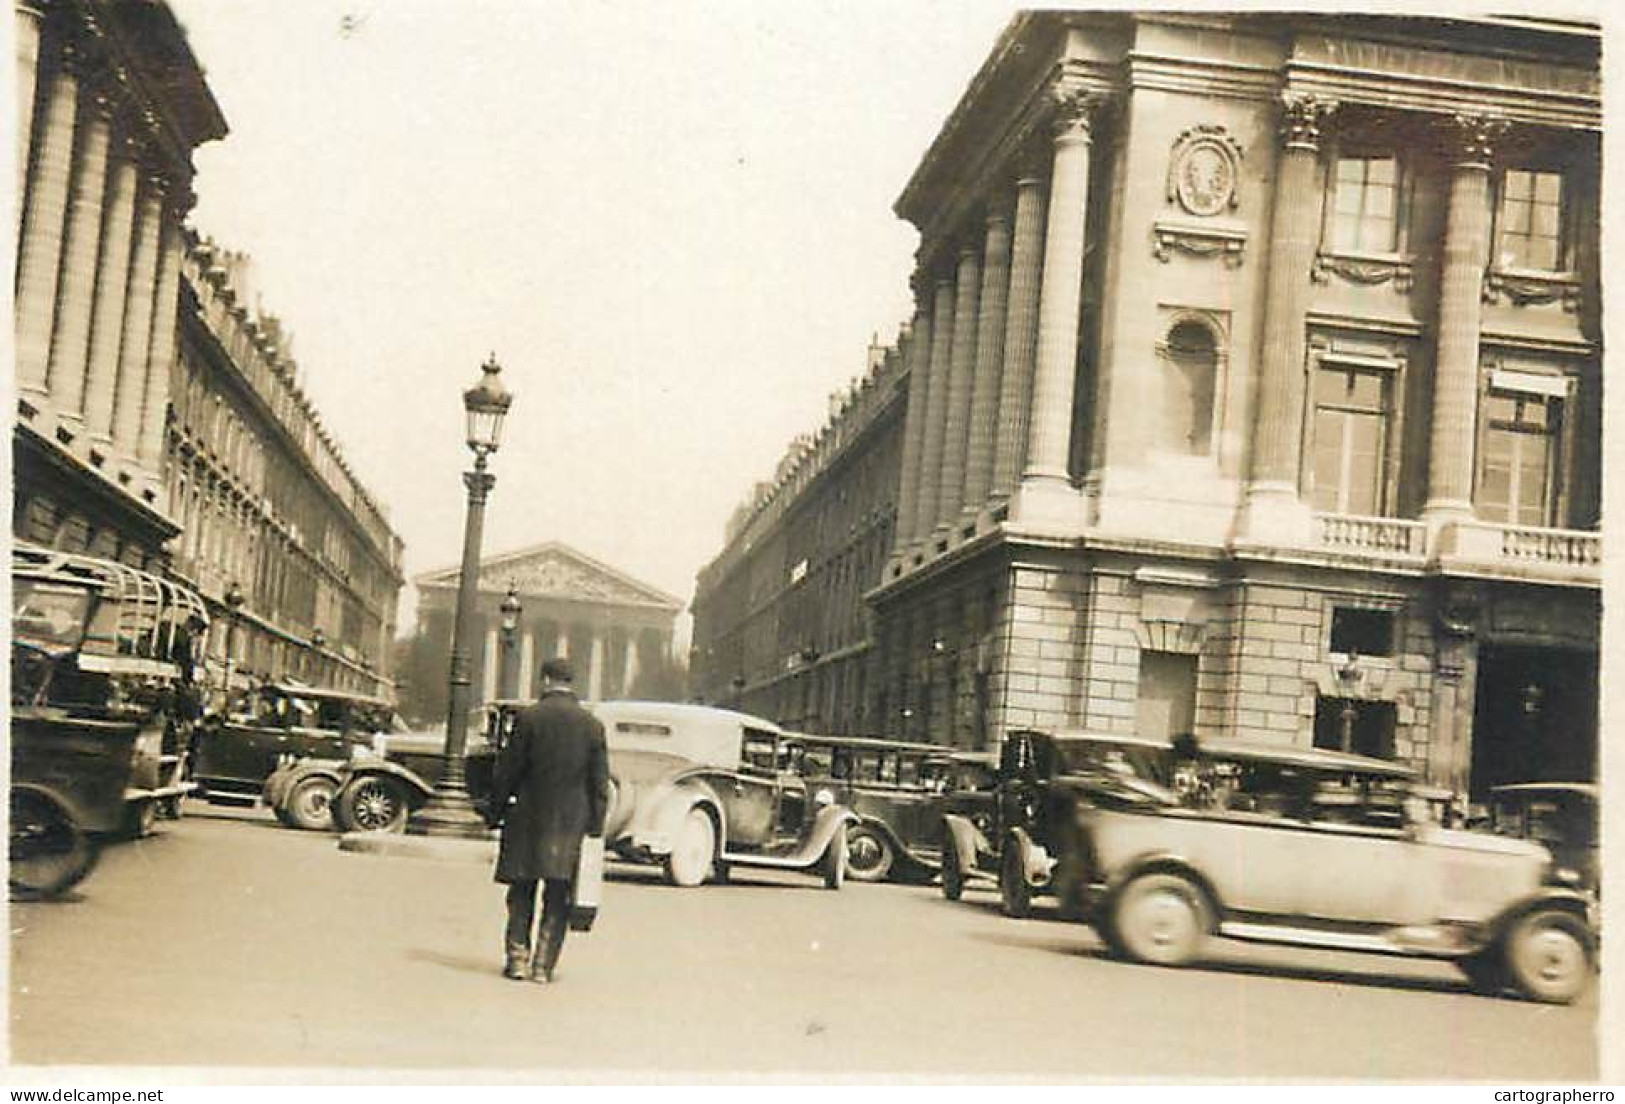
[1279,93,1338,152]
[1048,87,1108,144]
[1446,113,1511,171]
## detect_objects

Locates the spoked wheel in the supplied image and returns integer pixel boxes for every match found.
[1504,910,1593,1005]
[10,789,97,901]
[999,838,1032,919]
[939,828,964,902]
[1110,873,1209,967]
[286,777,339,832]
[339,776,409,834]
[821,823,848,890]
[664,807,715,887]
[844,825,894,883]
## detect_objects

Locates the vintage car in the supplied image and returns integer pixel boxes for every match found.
[1067,741,1596,1004]
[192,683,395,809]
[599,701,857,888]
[940,729,1176,918]
[785,733,995,883]
[1485,783,1599,897]
[316,701,516,833]
[11,545,209,897]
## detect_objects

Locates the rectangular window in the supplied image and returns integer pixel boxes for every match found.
[1479,390,1561,526]
[1136,652,1198,742]
[1311,364,1391,515]
[1498,169,1567,272]
[1332,155,1402,253]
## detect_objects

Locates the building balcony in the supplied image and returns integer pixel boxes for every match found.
[1312,513,1427,559]
[1434,518,1601,586]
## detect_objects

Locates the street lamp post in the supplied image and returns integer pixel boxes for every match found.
[409,353,513,839]
[498,582,523,700]
[311,626,326,687]
[223,581,245,704]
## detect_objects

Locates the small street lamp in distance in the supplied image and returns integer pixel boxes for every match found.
[498,582,523,701]
[408,354,513,839]
[223,580,245,704]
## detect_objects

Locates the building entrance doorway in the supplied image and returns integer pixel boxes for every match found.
[1137,652,1197,740]
[1470,644,1597,799]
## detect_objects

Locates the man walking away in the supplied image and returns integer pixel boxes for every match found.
[486,658,609,983]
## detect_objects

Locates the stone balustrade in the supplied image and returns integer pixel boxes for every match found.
[1313,513,1427,557]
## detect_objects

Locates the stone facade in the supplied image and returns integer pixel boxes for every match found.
[404,542,682,726]
[166,238,405,696]
[690,13,1601,801]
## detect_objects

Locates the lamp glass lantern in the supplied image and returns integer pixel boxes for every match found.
[500,583,522,634]
[464,353,513,457]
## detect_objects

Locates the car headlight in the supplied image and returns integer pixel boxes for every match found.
[814,788,835,807]
[1551,866,1583,888]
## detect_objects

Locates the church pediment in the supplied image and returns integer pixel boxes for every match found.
[416,542,682,612]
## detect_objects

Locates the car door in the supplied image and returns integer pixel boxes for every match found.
[717,726,781,850]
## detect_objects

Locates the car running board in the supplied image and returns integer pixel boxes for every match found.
[1219,920,1472,958]
[719,850,823,870]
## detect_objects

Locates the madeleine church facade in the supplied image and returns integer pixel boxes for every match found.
[690,13,1600,800]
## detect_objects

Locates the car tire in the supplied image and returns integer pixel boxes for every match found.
[663,807,714,888]
[338,776,409,834]
[845,824,894,883]
[1457,948,1510,995]
[121,799,158,840]
[1111,872,1209,967]
[1504,909,1593,1005]
[9,789,98,901]
[940,828,964,902]
[821,823,848,890]
[999,837,1033,919]
[286,776,338,832]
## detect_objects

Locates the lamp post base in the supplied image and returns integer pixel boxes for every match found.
[406,785,490,839]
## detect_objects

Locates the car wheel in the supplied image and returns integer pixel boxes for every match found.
[340,777,409,834]
[940,828,964,902]
[821,823,848,890]
[1457,948,1509,995]
[9,789,98,901]
[1111,872,1209,966]
[1504,909,1593,1005]
[286,777,338,832]
[122,799,159,840]
[663,807,714,888]
[845,825,894,883]
[999,837,1032,919]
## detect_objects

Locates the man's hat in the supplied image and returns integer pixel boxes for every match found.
[540,657,575,684]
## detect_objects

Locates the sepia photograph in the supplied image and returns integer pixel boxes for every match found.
[5,0,1614,1086]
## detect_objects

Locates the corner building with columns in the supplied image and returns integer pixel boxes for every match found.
[691,13,1601,800]
[13,0,224,566]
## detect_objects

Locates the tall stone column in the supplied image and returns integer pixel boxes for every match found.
[963,206,1013,516]
[891,300,931,553]
[83,135,140,443]
[1424,115,1504,524]
[47,85,114,421]
[991,169,1047,502]
[1239,94,1336,544]
[519,629,535,698]
[15,1,47,224]
[622,630,639,696]
[112,175,163,455]
[588,631,605,701]
[15,44,80,398]
[137,212,184,470]
[937,245,981,533]
[914,276,956,542]
[1014,90,1099,528]
[481,626,499,704]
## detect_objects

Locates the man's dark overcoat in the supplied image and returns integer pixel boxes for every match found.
[490,688,609,884]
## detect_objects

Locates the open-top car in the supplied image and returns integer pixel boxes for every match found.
[1058,738,1595,1004]
[786,733,994,883]
[599,702,856,889]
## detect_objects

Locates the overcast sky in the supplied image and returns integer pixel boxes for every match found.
[166,0,1023,637]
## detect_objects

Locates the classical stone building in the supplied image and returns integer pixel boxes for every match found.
[691,13,1601,800]
[13,0,224,568]
[166,238,405,696]
[402,542,683,724]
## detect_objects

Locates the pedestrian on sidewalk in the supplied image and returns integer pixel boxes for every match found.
[485,657,609,984]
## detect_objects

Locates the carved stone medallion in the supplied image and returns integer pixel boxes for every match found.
[1168,125,1243,217]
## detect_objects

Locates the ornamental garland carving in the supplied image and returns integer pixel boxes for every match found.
[1167,125,1243,217]
[1482,269,1581,312]
[1312,252,1415,292]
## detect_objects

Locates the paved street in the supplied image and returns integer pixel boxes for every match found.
[10,805,1598,1079]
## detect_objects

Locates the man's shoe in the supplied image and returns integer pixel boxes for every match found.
[503,944,529,980]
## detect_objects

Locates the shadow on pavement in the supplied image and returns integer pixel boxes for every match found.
[405,946,503,978]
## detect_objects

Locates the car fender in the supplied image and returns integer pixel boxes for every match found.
[633,779,726,858]
[807,803,862,854]
[1101,851,1225,929]
[340,760,435,805]
[942,812,993,865]
[1484,888,1596,948]
[1006,825,1055,887]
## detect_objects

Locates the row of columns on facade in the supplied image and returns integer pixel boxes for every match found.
[480,621,648,703]
[14,3,190,479]
[892,83,1558,561]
